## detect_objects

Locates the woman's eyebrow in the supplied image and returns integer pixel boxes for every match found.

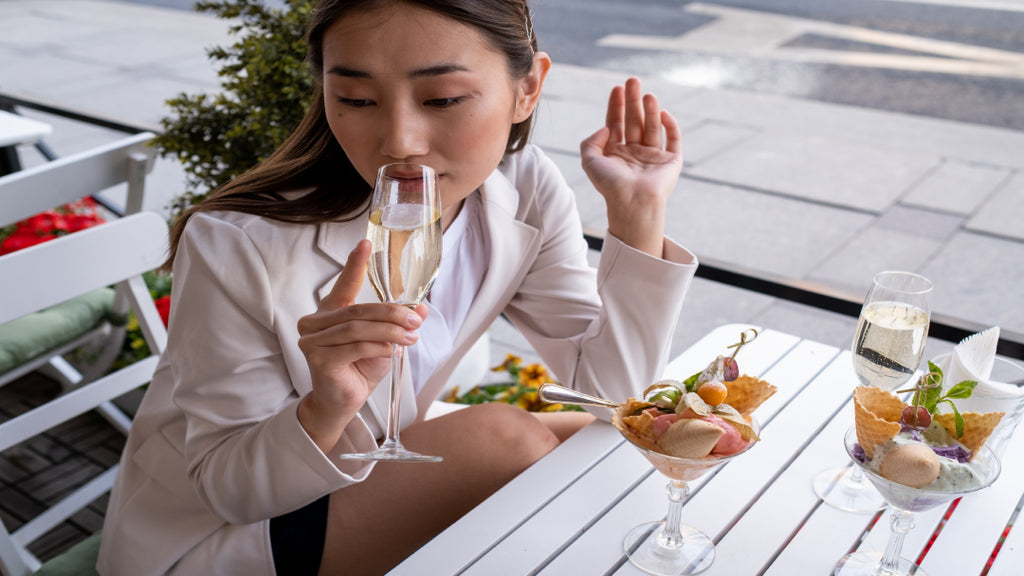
[327,63,470,79]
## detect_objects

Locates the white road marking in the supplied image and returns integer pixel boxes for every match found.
[874,0,1024,12]
[597,3,1024,79]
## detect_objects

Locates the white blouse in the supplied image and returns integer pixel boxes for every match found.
[408,191,488,393]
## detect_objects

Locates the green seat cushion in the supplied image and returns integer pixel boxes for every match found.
[32,531,101,576]
[0,287,115,374]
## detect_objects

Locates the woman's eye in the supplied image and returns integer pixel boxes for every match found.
[424,96,467,108]
[338,98,373,108]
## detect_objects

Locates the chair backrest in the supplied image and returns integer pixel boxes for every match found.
[0,132,155,227]
[0,212,168,574]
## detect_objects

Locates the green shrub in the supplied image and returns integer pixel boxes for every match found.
[155,0,315,219]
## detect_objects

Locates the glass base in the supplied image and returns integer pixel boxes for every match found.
[834,550,925,576]
[813,466,886,513]
[623,521,715,576]
[336,446,442,463]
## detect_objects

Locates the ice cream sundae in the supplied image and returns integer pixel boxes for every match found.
[852,361,1004,491]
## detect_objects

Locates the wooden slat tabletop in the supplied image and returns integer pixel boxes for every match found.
[388,324,1024,576]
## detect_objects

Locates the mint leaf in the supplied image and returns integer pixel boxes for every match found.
[682,371,700,393]
[944,380,978,399]
[921,364,944,413]
[649,388,681,410]
[942,399,965,438]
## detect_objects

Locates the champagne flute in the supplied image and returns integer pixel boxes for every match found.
[338,163,443,463]
[813,271,933,512]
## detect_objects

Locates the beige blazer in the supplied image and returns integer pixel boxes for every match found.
[97,145,698,575]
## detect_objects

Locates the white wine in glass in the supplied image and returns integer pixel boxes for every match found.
[851,301,929,390]
[813,271,933,512]
[338,163,443,463]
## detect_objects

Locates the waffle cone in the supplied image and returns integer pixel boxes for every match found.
[612,403,661,453]
[724,374,777,415]
[933,411,1004,458]
[853,386,902,459]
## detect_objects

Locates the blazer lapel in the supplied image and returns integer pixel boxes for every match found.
[415,170,541,415]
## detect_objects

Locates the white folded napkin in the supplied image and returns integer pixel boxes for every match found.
[934,326,1024,413]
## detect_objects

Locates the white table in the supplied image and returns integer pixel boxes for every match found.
[389,324,1024,576]
[0,109,53,174]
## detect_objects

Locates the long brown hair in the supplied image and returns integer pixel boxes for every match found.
[164,0,539,269]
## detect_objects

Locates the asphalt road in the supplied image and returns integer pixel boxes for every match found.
[531,0,1024,130]
[127,0,1024,130]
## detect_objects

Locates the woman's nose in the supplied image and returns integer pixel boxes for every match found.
[380,104,429,159]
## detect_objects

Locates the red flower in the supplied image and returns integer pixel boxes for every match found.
[154,296,171,327]
[0,199,106,256]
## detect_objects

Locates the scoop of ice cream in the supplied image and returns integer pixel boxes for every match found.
[706,414,750,455]
[879,442,941,488]
[656,418,724,458]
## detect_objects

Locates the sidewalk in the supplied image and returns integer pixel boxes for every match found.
[2,0,1023,562]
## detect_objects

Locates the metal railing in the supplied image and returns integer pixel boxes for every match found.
[5,89,1022,361]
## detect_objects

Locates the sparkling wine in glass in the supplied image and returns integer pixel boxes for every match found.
[338,163,443,463]
[813,271,933,512]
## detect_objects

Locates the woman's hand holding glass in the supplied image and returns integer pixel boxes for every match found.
[580,77,683,258]
[296,239,428,454]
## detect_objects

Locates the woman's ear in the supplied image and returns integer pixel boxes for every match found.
[513,52,551,123]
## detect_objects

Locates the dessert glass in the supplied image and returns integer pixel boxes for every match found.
[833,426,1000,576]
[618,416,760,576]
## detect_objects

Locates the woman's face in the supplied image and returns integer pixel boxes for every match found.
[322,4,544,223]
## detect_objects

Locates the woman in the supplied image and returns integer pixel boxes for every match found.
[98,0,697,574]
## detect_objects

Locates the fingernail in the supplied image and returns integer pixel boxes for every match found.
[407,313,422,328]
[404,331,419,343]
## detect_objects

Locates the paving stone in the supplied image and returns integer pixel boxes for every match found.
[679,119,760,167]
[27,523,89,564]
[664,178,873,278]
[688,132,940,213]
[20,456,103,504]
[968,173,1024,242]
[902,159,1014,216]
[806,226,943,295]
[70,503,107,534]
[533,97,609,154]
[0,486,42,525]
[1,445,52,478]
[921,232,1024,332]
[875,205,964,241]
[25,434,72,464]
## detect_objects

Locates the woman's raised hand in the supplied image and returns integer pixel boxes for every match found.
[580,77,683,257]
[296,239,428,452]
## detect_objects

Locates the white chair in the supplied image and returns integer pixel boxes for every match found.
[0,133,156,434]
[0,211,169,575]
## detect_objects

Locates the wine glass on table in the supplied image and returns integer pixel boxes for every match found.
[813,271,933,512]
[337,163,443,463]
[833,427,999,576]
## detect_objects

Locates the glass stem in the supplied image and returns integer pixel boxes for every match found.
[877,509,914,576]
[849,465,865,484]
[658,481,689,549]
[381,343,405,450]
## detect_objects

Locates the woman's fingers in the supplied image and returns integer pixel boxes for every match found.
[605,77,670,151]
[605,85,625,144]
[643,93,663,149]
[320,239,371,310]
[662,109,683,158]
[623,77,645,144]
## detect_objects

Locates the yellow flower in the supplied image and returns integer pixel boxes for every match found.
[515,390,541,411]
[444,386,460,403]
[515,389,565,412]
[491,353,522,373]
[518,363,549,388]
